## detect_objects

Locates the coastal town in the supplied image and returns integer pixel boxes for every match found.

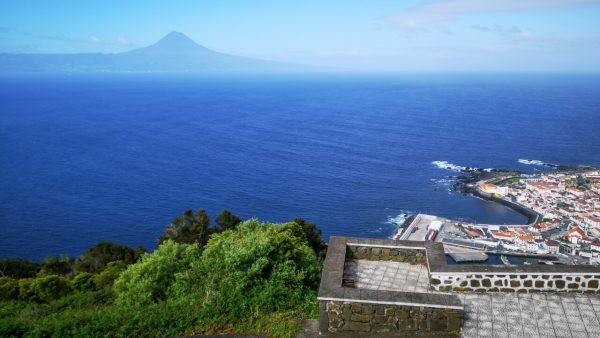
[396,167,600,265]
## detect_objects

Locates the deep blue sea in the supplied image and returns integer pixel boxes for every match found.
[1,73,599,260]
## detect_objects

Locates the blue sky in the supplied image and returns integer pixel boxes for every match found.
[1,0,600,71]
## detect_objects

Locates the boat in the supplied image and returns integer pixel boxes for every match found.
[500,255,511,265]
[424,229,438,242]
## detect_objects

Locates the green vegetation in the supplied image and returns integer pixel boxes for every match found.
[495,176,521,186]
[557,202,573,209]
[158,208,216,246]
[0,209,326,337]
[74,241,144,274]
[114,240,200,306]
[0,258,40,279]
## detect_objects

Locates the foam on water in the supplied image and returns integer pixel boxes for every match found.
[432,161,466,172]
[387,213,410,227]
[517,159,561,169]
[387,213,413,240]
[518,159,545,166]
[432,161,494,172]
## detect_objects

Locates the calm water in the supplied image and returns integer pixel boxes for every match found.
[1,73,599,259]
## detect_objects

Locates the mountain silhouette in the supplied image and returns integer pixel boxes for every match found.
[0,32,298,73]
[130,31,213,55]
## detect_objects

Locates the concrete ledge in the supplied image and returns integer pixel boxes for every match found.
[317,297,463,310]
[318,237,454,306]
[318,236,463,312]
[347,243,426,250]
[319,235,600,334]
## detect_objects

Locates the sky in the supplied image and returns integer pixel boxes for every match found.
[1,0,600,71]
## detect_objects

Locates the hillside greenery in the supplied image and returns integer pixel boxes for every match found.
[0,209,325,338]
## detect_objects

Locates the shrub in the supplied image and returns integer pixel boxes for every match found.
[18,278,35,301]
[0,217,325,338]
[30,275,72,302]
[173,219,321,321]
[74,241,142,274]
[0,317,29,338]
[93,261,127,289]
[0,258,40,278]
[215,209,242,231]
[159,209,217,247]
[292,218,327,259]
[72,272,96,292]
[114,240,200,306]
[38,256,73,277]
[0,277,19,301]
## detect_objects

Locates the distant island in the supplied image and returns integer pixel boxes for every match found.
[0,31,303,73]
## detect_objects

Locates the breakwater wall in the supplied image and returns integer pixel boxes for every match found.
[466,186,543,224]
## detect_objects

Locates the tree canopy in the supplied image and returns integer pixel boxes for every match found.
[114,240,200,306]
[0,210,326,338]
[171,219,321,319]
[0,258,40,279]
[74,241,143,274]
[158,209,216,247]
[292,218,328,259]
[215,209,242,232]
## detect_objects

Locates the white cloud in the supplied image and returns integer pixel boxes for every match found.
[90,36,102,43]
[471,23,600,50]
[384,0,600,31]
[115,37,130,45]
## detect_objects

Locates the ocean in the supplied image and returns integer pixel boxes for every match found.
[1,73,599,260]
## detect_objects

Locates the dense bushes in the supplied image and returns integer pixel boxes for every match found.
[74,241,144,273]
[72,272,95,292]
[93,260,127,289]
[0,258,40,279]
[0,277,19,301]
[172,220,321,315]
[158,208,242,246]
[0,211,326,337]
[29,275,72,302]
[0,248,138,304]
[114,240,200,306]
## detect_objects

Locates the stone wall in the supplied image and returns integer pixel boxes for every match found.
[430,273,600,293]
[425,240,600,293]
[346,245,427,265]
[321,300,461,335]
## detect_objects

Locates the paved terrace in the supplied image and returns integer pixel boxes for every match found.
[343,260,429,293]
[460,293,600,338]
[343,259,600,337]
[320,236,600,337]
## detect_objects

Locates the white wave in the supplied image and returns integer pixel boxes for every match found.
[387,213,410,227]
[432,160,466,172]
[518,159,545,166]
[388,213,413,240]
[432,160,494,173]
[432,178,457,185]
